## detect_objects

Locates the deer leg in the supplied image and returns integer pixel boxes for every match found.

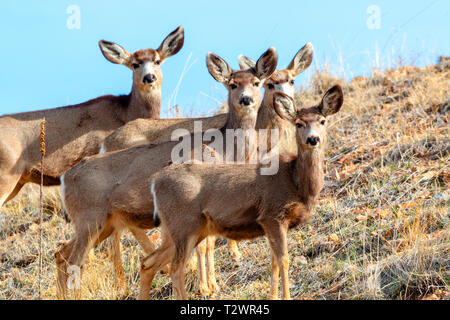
[55,232,91,300]
[55,239,75,300]
[130,226,156,253]
[4,181,25,204]
[261,220,290,300]
[107,229,126,289]
[206,235,219,294]
[67,235,93,300]
[0,175,23,207]
[139,230,174,300]
[269,253,279,299]
[171,234,199,300]
[195,239,210,297]
[130,226,171,274]
[56,215,113,299]
[228,239,241,261]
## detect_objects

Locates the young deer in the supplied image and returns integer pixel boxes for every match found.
[198,43,314,295]
[56,48,278,299]
[101,45,313,298]
[142,85,344,300]
[240,42,314,154]
[101,43,312,154]
[0,26,184,207]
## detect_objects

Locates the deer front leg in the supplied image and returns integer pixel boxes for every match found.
[270,253,280,299]
[206,235,219,294]
[279,252,290,300]
[261,220,290,300]
[195,239,211,297]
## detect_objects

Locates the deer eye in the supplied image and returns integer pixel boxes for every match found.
[320,120,326,125]
[290,80,295,85]
[296,123,303,128]
[155,60,161,65]
[267,83,274,90]
[230,84,237,90]
[254,82,260,87]
[132,63,140,69]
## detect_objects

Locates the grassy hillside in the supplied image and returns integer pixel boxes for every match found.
[0,58,448,300]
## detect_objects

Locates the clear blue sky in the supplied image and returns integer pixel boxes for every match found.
[0,0,448,117]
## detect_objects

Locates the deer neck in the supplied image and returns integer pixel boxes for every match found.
[220,105,258,162]
[221,107,257,132]
[258,95,295,133]
[256,99,278,129]
[126,85,161,121]
[292,146,324,203]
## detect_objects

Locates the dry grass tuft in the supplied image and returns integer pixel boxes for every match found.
[1,58,449,300]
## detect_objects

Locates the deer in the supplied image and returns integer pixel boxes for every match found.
[240,42,313,154]
[197,43,314,296]
[99,44,314,297]
[99,43,312,154]
[56,48,278,299]
[140,85,344,300]
[0,26,184,208]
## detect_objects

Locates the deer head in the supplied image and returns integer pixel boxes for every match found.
[207,47,278,120]
[98,26,184,93]
[273,85,343,151]
[239,43,313,105]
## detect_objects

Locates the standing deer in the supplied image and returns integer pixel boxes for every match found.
[141,85,344,300]
[240,42,313,154]
[99,42,312,154]
[56,48,278,299]
[198,43,314,295]
[0,26,184,207]
[101,44,314,297]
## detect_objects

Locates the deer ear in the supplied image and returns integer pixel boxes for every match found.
[287,42,313,76]
[273,91,297,122]
[319,85,344,116]
[238,55,256,70]
[157,26,184,60]
[206,52,232,83]
[254,47,278,80]
[99,40,131,65]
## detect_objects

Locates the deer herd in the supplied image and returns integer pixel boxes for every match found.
[0,26,344,300]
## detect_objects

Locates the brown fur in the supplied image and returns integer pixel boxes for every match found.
[56,48,278,299]
[103,44,314,296]
[240,43,314,154]
[101,114,228,152]
[0,27,185,207]
[140,85,344,300]
[195,43,315,292]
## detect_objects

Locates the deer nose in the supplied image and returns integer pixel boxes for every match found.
[240,97,253,106]
[143,74,156,84]
[306,136,320,146]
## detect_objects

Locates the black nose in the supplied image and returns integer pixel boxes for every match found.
[143,74,156,84]
[240,97,253,106]
[306,136,320,146]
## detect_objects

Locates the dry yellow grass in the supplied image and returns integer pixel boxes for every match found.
[0,58,448,300]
